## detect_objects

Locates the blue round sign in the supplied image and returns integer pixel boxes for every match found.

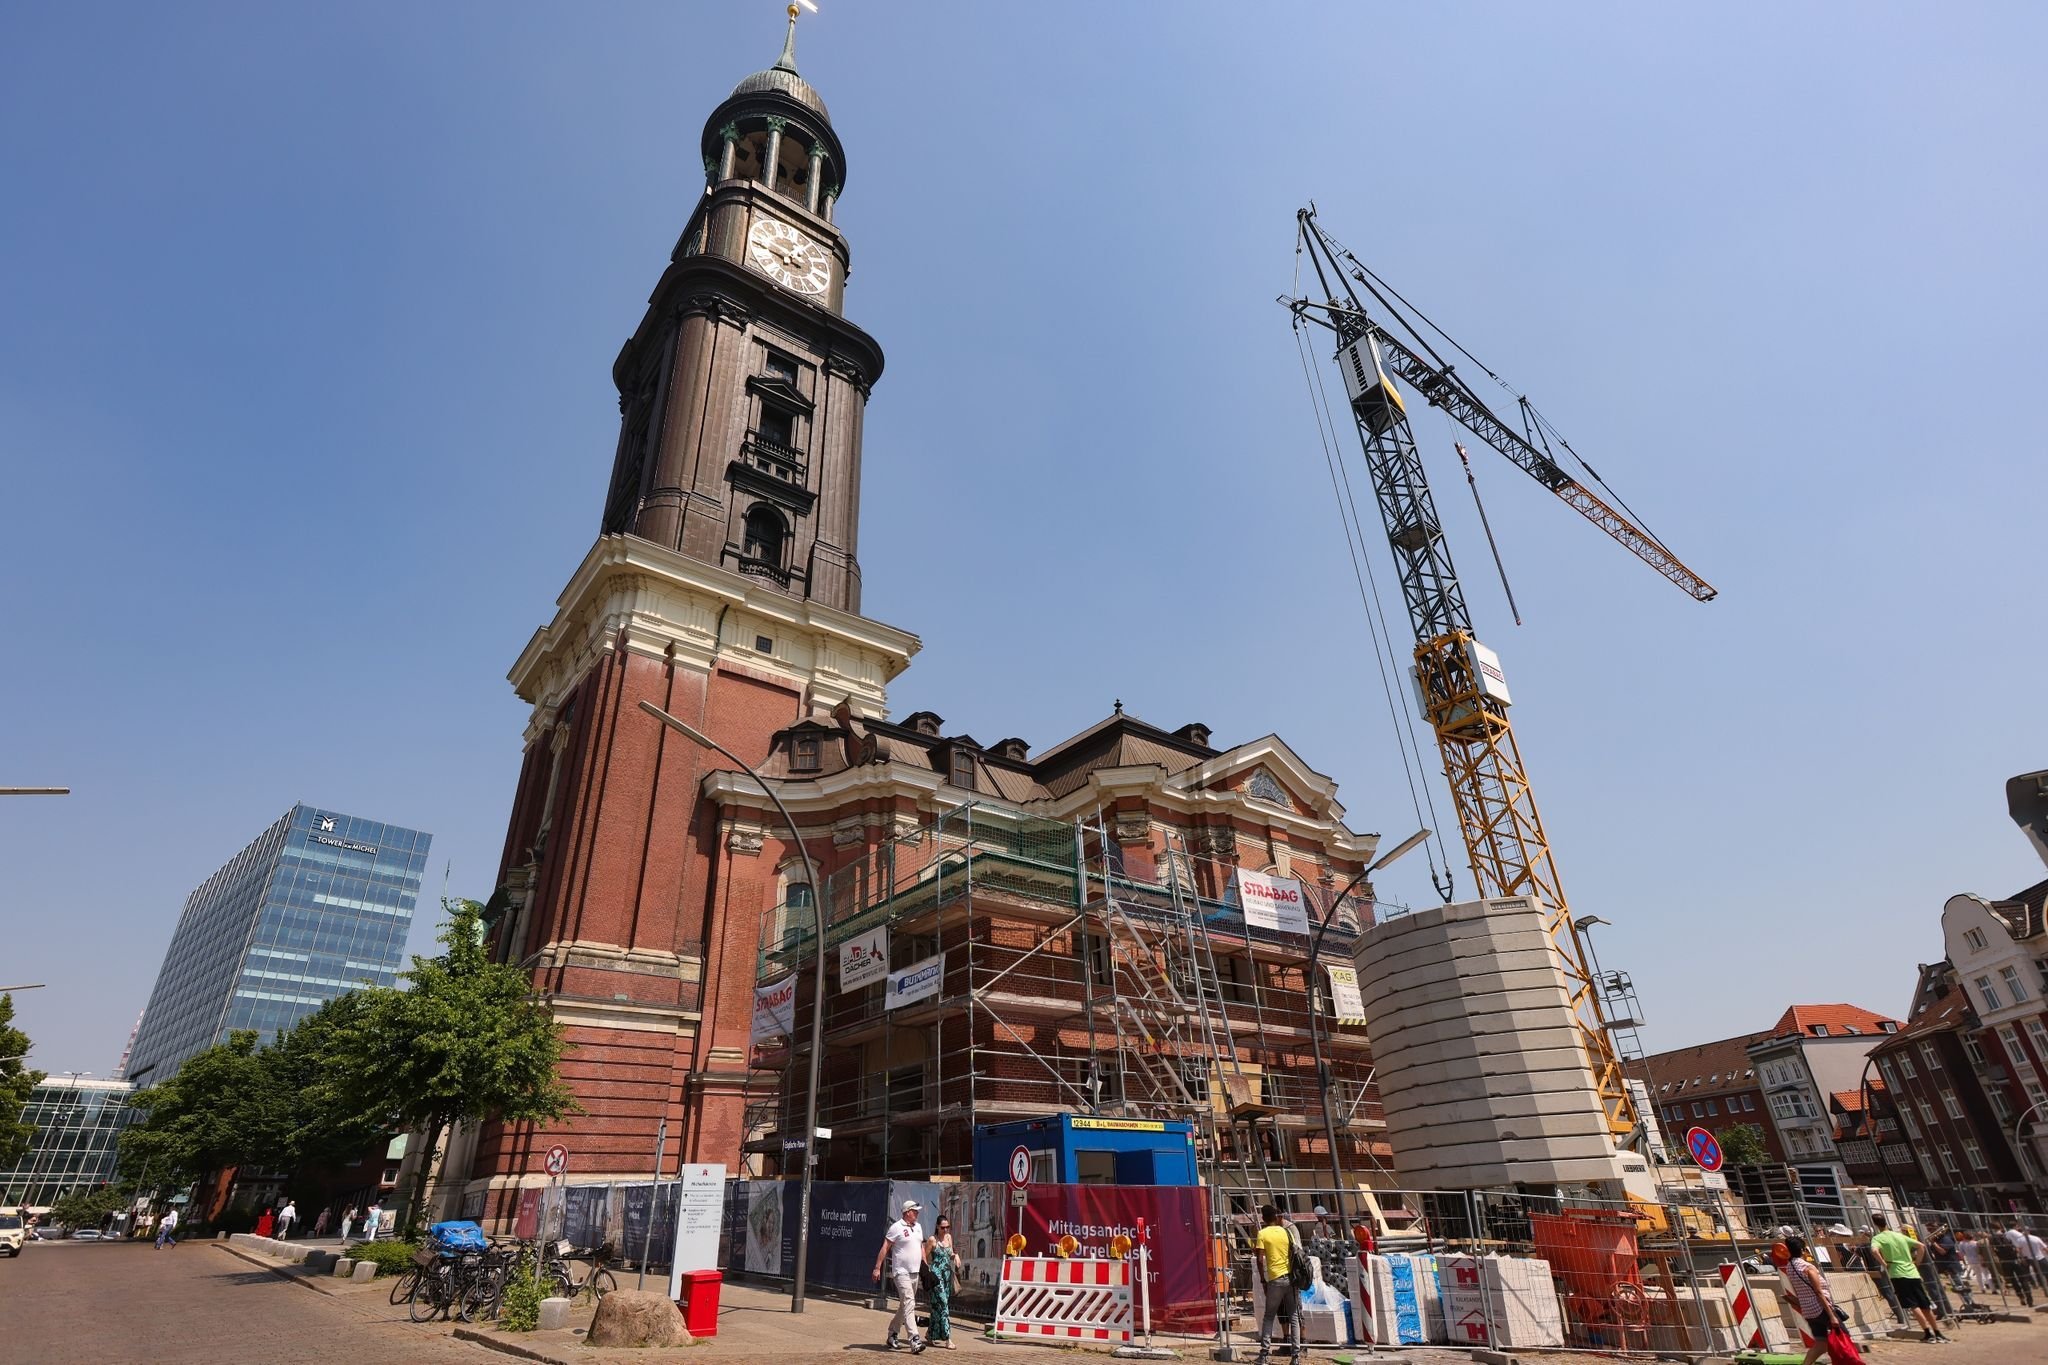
[1685,1126,1724,1172]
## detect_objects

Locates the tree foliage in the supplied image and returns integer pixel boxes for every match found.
[1718,1122,1771,1167]
[115,899,572,1228]
[0,993,43,1169]
[46,1184,127,1231]
[344,899,575,1231]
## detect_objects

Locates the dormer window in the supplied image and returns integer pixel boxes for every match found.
[1812,1024,1829,1037]
[792,734,821,773]
[950,746,977,791]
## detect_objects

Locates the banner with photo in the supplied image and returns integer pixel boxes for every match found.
[741,1180,795,1274]
[1235,869,1310,935]
[1021,1183,1217,1333]
[838,926,889,993]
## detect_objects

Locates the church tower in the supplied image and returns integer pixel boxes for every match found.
[461,14,917,1214]
[599,16,877,612]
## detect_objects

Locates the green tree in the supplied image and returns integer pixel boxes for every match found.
[46,1184,127,1231]
[345,900,575,1233]
[118,1031,273,1188]
[0,993,43,1169]
[257,992,388,1170]
[1718,1122,1771,1167]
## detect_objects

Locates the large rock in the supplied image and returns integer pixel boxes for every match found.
[586,1290,693,1348]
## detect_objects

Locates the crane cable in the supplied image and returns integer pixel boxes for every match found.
[1293,232,1454,904]
[1322,233,1680,561]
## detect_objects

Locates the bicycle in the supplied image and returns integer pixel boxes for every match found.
[559,1240,619,1303]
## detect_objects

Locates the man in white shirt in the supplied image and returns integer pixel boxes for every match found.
[871,1200,928,1354]
[276,1200,298,1240]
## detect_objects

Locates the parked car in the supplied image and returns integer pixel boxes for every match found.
[70,1229,101,1241]
[0,1211,23,1257]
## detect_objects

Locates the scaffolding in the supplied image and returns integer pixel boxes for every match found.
[742,804,1389,1187]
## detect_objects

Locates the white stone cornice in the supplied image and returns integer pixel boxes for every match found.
[1035,764,1377,861]
[1170,735,1345,821]
[508,534,920,717]
[702,759,948,816]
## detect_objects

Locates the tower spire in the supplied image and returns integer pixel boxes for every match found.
[776,2,805,73]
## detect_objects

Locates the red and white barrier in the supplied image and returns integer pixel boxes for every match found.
[1717,1262,1787,1351]
[995,1255,1135,1344]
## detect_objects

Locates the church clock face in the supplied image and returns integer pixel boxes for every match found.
[746,217,831,296]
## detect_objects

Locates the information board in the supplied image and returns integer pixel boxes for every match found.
[668,1164,728,1299]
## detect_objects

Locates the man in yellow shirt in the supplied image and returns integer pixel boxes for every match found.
[1253,1205,1302,1363]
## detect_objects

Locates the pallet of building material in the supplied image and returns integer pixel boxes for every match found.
[1347,1252,1444,1345]
[1438,1253,1565,1349]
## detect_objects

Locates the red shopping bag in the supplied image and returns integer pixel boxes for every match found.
[1823,1320,1865,1365]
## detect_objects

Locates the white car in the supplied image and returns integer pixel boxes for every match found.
[70,1229,101,1241]
[0,1211,23,1257]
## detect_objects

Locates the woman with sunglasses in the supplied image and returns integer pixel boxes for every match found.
[923,1215,961,1348]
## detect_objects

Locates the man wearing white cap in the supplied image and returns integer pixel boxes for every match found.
[873,1199,928,1354]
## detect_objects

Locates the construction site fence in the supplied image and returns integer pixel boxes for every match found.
[1204,1182,1976,1356]
[1889,1203,2048,1319]
[720,1177,1219,1333]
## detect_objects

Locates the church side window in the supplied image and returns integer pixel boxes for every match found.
[743,504,787,569]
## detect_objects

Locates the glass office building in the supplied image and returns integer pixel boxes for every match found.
[124,804,430,1087]
[0,1076,134,1209]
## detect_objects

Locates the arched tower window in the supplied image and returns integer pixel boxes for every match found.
[743,503,788,571]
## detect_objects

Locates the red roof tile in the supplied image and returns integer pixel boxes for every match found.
[1767,1003,1902,1038]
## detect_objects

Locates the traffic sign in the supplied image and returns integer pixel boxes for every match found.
[1011,1187,1028,1208]
[1008,1144,1032,1189]
[1685,1126,1724,1173]
[543,1144,569,1176]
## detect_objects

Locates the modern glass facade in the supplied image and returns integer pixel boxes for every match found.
[124,804,430,1087]
[0,1077,134,1209]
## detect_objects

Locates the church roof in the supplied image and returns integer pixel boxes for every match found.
[730,14,831,123]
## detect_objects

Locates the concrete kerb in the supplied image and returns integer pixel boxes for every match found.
[451,1328,576,1365]
[214,1239,342,1297]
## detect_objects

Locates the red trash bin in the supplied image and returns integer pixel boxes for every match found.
[678,1268,722,1338]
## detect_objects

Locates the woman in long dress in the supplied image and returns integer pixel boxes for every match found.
[924,1215,961,1349]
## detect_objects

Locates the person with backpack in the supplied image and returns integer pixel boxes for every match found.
[1254,1205,1307,1364]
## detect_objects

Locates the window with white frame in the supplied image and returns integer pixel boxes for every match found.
[1989,1087,2012,1121]
[1900,1107,1921,1138]
[2029,1078,2048,1110]
[1880,1060,1899,1089]
[1977,975,2003,1010]
[2026,1018,2048,1060]
[1919,1152,1940,1183]
[1963,1035,1986,1066]
[1919,1100,1938,1127]
[1965,1139,1988,1170]
[2000,1024,2035,1077]
[2003,965,2030,1002]
[1898,1052,1918,1078]
[1921,1041,1943,1070]
[1964,927,1987,952]
[1943,1090,1965,1119]
[1940,1147,1960,1175]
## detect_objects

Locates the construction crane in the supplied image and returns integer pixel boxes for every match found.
[1285,207,1716,1148]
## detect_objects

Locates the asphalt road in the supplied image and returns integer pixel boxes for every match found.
[0,1238,493,1363]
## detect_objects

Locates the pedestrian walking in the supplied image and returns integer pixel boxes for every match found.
[1254,1204,1304,1364]
[2022,1223,2048,1286]
[1918,1223,1957,1321]
[154,1208,179,1250]
[923,1215,960,1349]
[339,1207,354,1242]
[1779,1236,1840,1365]
[276,1200,298,1240]
[871,1199,928,1354]
[1870,1214,1949,1343]
[1991,1225,2033,1305]
[312,1208,330,1239]
[364,1202,382,1242]
[1957,1228,1989,1290]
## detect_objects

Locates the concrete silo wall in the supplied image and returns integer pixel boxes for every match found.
[1355,894,1624,1189]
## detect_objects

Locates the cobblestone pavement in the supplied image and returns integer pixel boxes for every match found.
[0,1239,492,1363]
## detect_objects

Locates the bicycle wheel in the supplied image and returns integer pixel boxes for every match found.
[410,1266,448,1322]
[587,1268,618,1302]
[458,1270,500,1324]
[388,1265,422,1307]
[542,1262,575,1301]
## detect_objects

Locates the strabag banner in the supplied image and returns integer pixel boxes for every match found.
[838,927,888,993]
[1236,869,1310,935]
[751,976,796,1044]
[885,953,944,1009]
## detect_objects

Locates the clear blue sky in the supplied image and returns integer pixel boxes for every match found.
[4,3,2043,1075]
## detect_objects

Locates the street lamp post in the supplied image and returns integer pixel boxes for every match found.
[639,700,826,1314]
[2014,1098,2048,1191]
[1303,829,1430,1240]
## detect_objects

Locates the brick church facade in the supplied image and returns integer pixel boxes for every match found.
[449,24,1394,1220]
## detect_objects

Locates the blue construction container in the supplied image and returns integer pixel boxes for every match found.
[972,1115,1198,1186]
